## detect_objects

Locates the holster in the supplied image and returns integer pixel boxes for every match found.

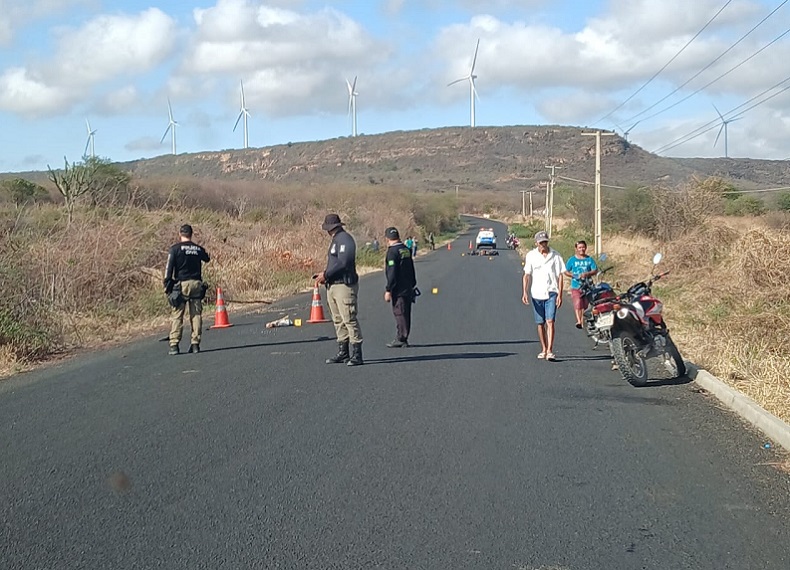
[167,282,185,308]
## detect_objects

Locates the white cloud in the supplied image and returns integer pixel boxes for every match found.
[0,67,75,114]
[0,0,95,46]
[96,85,141,115]
[52,8,177,86]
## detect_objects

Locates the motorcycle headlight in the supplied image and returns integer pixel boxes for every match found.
[617,308,629,319]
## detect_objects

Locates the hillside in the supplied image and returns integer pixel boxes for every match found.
[6,126,790,192]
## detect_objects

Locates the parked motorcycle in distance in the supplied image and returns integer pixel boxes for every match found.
[610,253,686,386]
[506,234,520,250]
[577,254,616,347]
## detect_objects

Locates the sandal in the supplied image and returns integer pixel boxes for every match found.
[537,352,546,359]
[546,352,556,361]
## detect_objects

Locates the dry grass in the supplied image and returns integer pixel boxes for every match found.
[0,181,459,375]
[606,220,790,423]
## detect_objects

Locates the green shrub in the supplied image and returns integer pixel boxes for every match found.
[724,195,766,216]
[777,191,790,212]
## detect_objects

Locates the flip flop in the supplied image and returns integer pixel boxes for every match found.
[537,352,546,359]
[546,352,556,361]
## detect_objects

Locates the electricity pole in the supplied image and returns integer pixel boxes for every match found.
[544,165,562,237]
[581,131,614,255]
[520,190,527,219]
[540,181,550,232]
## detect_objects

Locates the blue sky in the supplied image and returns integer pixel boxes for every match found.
[1,0,789,173]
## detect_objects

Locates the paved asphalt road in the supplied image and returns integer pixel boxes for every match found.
[2,218,789,569]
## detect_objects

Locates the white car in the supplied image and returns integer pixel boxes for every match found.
[475,228,497,249]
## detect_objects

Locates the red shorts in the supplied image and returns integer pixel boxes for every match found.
[571,289,588,310]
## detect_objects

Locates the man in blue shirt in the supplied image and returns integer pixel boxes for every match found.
[563,240,598,329]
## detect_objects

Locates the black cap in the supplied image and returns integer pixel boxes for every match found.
[321,213,345,231]
[385,227,400,240]
[179,224,193,237]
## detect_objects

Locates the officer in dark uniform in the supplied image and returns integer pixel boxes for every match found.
[315,213,364,366]
[383,227,417,347]
[164,224,210,355]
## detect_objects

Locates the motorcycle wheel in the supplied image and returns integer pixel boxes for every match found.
[665,334,686,378]
[611,331,648,386]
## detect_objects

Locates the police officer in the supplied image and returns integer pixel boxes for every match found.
[315,213,363,366]
[383,227,417,347]
[164,224,210,355]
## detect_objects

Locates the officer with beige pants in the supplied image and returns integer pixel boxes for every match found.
[315,213,364,366]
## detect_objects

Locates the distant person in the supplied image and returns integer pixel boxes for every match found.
[164,224,210,355]
[404,236,414,253]
[522,230,564,361]
[383,227,417,348]
[428,232,435,250]
[315,213,364,366]
[371,237,380,253]
[563,240,598,329]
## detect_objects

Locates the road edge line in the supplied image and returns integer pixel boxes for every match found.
[690,364,790,452]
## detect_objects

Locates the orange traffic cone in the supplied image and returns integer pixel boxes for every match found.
[307,284,331,323]
[210,287,233,329]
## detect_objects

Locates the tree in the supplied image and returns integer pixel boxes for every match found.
[0,178,48,207]
[47,157,99,225]
[778,191,790,212]
[82,157,132,207]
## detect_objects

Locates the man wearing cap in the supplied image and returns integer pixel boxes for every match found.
[522,230,564,361]
[164,224,210,355]
[316,213,364,366]
[383,227,417,348]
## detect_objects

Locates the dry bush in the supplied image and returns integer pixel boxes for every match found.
[652,176,724,242]
[663,223,739,270]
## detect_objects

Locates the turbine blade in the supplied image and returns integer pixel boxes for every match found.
[471,77,480,102]
[161,125,171,144]
[712,103,724,121]
[470,38,480,74]
[233,111,244,132]
[240,79,245,106]
[84,136,91,157]
[713,124,724,148]
[85,118,91,134]
[167,98,174,121]
[448,77,466,87]
[352,75,357,93]
[346,78,353,96]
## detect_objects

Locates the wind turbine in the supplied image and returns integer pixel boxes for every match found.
[160,98,178,155]
[346,76,358,137]
[84,118,96,158]
[233,80,251,149]
[448,38,480,128]
[713,104,741,158]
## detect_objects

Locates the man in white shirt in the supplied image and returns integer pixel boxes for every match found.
[522,230,565,361]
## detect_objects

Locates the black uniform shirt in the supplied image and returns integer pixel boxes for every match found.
[324,229,358,285]
[165,241,210,282]
[385,242,417,296]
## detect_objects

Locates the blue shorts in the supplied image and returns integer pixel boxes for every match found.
[531,293,558,325]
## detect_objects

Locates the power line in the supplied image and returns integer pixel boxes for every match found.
[594,0,733,125]
[624,24,790,127]
[653,76,790,154]
[621,1,789,126]
[559,176,790,194]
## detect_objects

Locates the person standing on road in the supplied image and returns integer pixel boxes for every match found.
[315,213,364,366]
[563,240,598,329]
[522,230,564,361]
[383,227,417,348]
[164,224,210,355]
[428,232,435,251]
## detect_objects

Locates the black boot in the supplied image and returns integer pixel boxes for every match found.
[347,343,363,366]
[326,340,350,364]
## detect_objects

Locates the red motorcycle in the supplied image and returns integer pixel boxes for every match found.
[610,253,686,386]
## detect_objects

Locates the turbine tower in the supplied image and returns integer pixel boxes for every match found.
[233,80,251,149]
[84,118,96,158]
[160,98,178,155]
[448,38,480,127]
[713,104,741,158]
[346,76,358,137]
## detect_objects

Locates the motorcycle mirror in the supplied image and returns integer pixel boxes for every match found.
[652,252,663,266]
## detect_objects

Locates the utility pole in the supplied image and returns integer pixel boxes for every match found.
[581,131,614,255]
[519,190,532,219]
[455,184,459,198]
[544,165,562,238]
[529,190,533,218]
[540,181,550,232]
